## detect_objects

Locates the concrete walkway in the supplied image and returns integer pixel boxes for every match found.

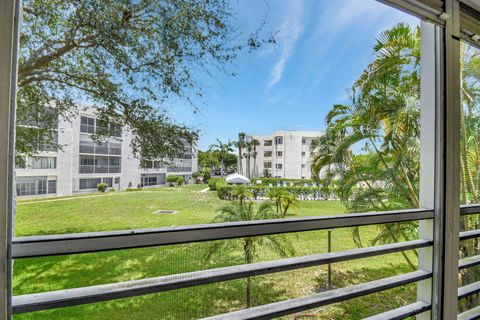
[198,187,210,193]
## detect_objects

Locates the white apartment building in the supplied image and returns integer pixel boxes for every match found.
[15,108,197,197]
[242,130,322,179]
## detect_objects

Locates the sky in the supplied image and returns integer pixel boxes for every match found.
[167,0,419,150]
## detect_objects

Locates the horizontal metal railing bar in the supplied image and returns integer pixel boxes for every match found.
[376,0,446,26]
[460,229,480,241]
[458,305,480,320]
[459,255,480,270]
[12,239,431,314]
[362,301,431,320]
[202,270,431,320]
[13,208,433,258]
[460,204,480,216]
[458,281,480,300]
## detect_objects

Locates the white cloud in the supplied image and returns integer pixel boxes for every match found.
[267,0,305,89]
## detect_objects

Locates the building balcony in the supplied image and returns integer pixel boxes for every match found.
[167,166,192,173]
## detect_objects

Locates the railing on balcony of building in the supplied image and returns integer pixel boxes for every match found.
[79,165,94,174]
[79,141,122,156]
[167,166,192,173]
[79,165,121,174]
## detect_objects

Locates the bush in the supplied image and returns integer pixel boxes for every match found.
[253,178,314,187]
[167,175,183,186]
[193,169,211,183]
[126,188,143,192]
[97,182,108,193]
[176,176,185,186]
[216,185,327,200]
[208,178,225,191]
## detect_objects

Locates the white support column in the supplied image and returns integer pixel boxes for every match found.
[0,0,19,319]
[417,21,440,320]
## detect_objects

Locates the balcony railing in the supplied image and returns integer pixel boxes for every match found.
[10,205,480,318]
[167,166,192,173]
[79,165,121,174]
[11,208,436,316]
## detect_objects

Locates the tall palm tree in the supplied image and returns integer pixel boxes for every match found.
[235,132,247,175]
[205,201,295,308]
[244,138,254,178]
[251,139,260,178]
[209,139,233,177]
[310,23,421,269]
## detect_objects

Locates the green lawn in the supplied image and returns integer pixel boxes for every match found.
[13,185,418,319]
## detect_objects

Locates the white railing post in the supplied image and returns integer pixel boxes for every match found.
[417,20,438,320]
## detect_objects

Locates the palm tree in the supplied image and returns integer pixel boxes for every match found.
[280,193,299,216]
[310,23,421,269]
[266,188,298,216]
[231,185,253,206]
[244,138,254,178]
[209,139,233,177]
[236,132,247,175]
[251,139,260,178]
[205,201,295,308]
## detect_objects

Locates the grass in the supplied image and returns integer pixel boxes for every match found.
[13,185,418,319]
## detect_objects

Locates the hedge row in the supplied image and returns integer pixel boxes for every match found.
[252,178,313,186]
[217,185,334,201]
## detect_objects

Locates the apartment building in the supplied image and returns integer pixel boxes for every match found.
[15,108,197,197]
[242,130,322,179]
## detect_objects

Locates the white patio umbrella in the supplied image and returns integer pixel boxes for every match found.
[225,173,250,184]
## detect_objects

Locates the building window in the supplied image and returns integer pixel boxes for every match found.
[81,116,122,138]
[264,151,272,157]
[28,156,57,169]
[264,162,272,168]
[301,151,306,156]
[79,155,121,174]
[276,151,283,157]
[275,163,283,169]
[79,178,102,190]
[275,137,283,145]
[264,140,272,146]
[301,164,306,169]
[302,138,306,144]
[141,173,166,186]
[80,116,95,134]
[48,180,57,194]
[79,178,113,190]
[16,176,56,196]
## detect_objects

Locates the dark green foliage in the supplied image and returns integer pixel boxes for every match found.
[208,178,225,191]
[166,175,184,186]
[216,185,325,201]
[18,0,272,158]
[97,182,108,193]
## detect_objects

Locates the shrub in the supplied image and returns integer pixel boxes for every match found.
[176,176,185,186]
[126,188,142,192]
[193,169,211,183]
[254,178,314,187]
[167,175,182,186]
[216,185,327,201]
[208,178,225,191]
[97,182,108,193]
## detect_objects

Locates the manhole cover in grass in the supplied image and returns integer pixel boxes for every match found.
[153,210,177,215]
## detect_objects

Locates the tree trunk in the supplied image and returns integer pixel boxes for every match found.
[221,158,224,177]
[244,238,254,308]
[238,148,243,175]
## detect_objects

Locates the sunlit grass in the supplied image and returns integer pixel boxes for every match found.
[13,185,417,320]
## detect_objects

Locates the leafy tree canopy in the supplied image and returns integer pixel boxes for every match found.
[17,0,272,158]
